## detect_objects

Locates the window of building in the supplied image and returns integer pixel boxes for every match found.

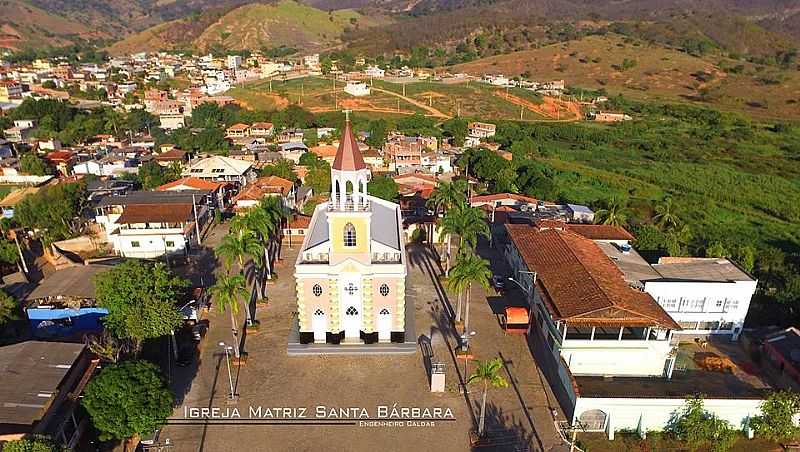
[314,309,324,316]
[345,306,358,316]
[727,299,739,311]
[211,168,225,173]
[698,321,720,331]
[131,241,140,248]
[712,299,725,312]
[379,308,390,315]
[312,284,323,297]
[165,241,175,248]
[343,223,357,247]
[679,321,699,330]
[379,283,390,297]
[660,298,678,311]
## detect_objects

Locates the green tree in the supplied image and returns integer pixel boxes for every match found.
[368,175,399,202]
[441,117,468,147]
[448,253,492,337]
[428,180,468,273]
[750,391,800,442]
[0,289,17,328]
[15,182,86,246]
[594,197,630,227]
[191,102,227,128]
[666,396,737,452]
[654,197,681,231]
[468,357,509,436]
[215,231,262,324]
[705,242,730,258]
[259,158,297,182]
[3,435,66,452]
[307,161,331,195]
[125,109,159,135]
[94,261,186,348]
[82,361,174,442]
[209,274,248,359]
[19,153,51,176]
[366,119,389,148]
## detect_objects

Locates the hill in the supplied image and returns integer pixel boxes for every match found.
[0,0,99,50]
[451,34,800,120]
[110,0,386,55]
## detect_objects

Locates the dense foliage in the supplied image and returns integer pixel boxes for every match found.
[666,396,738,452]
[82,360,174,441]
[2,435,66,452]
[94,261,187,346]
[15,182,87,246]
[750,391,800,442]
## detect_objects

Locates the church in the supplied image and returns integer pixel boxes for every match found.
[294,115,408,345]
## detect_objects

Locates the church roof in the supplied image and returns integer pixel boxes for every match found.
[332,120,366,171]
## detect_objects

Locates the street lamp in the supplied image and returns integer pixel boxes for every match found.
[219,342,236,401]
[460,331,477,394]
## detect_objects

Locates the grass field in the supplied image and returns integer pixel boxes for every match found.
[452,34,800,121]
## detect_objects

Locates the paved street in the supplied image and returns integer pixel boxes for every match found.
[159,225,566,452]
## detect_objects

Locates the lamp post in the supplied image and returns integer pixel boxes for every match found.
[460,330,476,394]
[219,342,236,401]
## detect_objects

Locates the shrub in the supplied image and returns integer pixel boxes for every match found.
[666,396,738,452]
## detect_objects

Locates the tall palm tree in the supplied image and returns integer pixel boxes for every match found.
[258,196,290,273]
[215,232,262,324]
[428,180,468,265]
[438,204,489,276]
[468,357,509,436]
[653,197,680,231]
[449,253,492,335]
[209,275,248,359]
[594,197,630,227]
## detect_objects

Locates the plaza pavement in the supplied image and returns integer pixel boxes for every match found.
[159,225,567,452]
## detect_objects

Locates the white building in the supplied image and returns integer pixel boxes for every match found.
[364,66,385,78]
[226,55,242,70]
[645,258,757,340]
[468,121,496,139]
[343,81,370,97]
[183,155,255,186]
[159,113,185,130]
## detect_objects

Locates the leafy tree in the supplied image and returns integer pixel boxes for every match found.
[82,360,174,442]
[299,152,323,167]
[41,80,57,90]
[19,153,52,176]
[0,238,19,268]
[654,197,681,231]
[468,357,509,436]
[94,261,186,347]
[594,197,630,227]
[259,159,297,182]
[307,162,331,195]
[666,396,737,452]
[191,103,228,128]
[633,224,666,252]
[137,161,180,190]
[15,182,87,246]
[448,252,491,334]
[0,289,17,328]
[3,435,66,452]
[193,127,229,153]
[366,119,389,148]
[125,109,159,135]
[441,117,468,147]
[209,275,248,359]
[273,105,316,129]
[367,175,399,202]
[750,391,800,442]
[705,242,730,258]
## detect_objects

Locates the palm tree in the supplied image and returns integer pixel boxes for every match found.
[449,253,492,336]
[438,204,489,276]
[258,196,290,273]
[594,197,630,227]
[468,357,509,436]
[215,232,262,324]
[428,180,468,267]
[653,197,680,231]
[209,275,248,359]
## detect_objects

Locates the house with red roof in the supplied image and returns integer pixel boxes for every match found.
[232,175,296,212]
[157,176,229,208]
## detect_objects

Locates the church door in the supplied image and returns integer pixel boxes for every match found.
[378,308,392,342]
[340,274,362,340]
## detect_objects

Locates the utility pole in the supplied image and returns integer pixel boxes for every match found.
[520,106,524,120]
[192,194,201,245]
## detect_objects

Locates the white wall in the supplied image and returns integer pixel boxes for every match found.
[573,396,763,437]
[113,230,189,258]
[645,280,757,337]
[561,339,672,377]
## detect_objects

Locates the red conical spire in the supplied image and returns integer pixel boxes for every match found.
[332,113,366,171]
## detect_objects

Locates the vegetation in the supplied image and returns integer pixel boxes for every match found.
[94,261,187,349]
[665,396,738,452]
[0,289,18,328]
[468,357,509,436]
[750,391,800,442]
[448,252,492,334]
[82,360,174,442]
[367,175,399,202]
[15,182,86,246]
[209,275,248,359]
[2,435,66,452]
[19,153,52,176]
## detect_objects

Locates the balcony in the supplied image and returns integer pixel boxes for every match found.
[372,252,401,264]
[301,252,329,264]
[328,195,370,212]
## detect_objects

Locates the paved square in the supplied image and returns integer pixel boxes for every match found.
[160,228,564,452]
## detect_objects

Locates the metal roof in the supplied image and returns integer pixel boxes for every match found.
[25,265,111,301]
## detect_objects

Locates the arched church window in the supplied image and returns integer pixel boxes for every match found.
[379,308,390,315]
[344,223,357,247]
[314,309,324,316]
[312,284,323,297]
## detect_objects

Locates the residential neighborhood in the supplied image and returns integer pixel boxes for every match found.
[0,35,799,452]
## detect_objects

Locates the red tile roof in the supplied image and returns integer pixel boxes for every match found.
[470,193,542,204]
[157,177,225,192]
[288,214,311,229]
[116,203,194,224]
[505,223,679,329]
[565,224,634,241]
[332,120,366,171]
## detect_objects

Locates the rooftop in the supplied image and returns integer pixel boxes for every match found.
[157,176,225,192]
[595,241,661,288]
[116,203,194,224]
[25,264,111,302]
[95,190,208,208]
[575,340,774,399]
[505,223,678,329]
[652,257,755,283]
[0,341,86,428]
[565,224,634,241]
[332,120,366,171]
